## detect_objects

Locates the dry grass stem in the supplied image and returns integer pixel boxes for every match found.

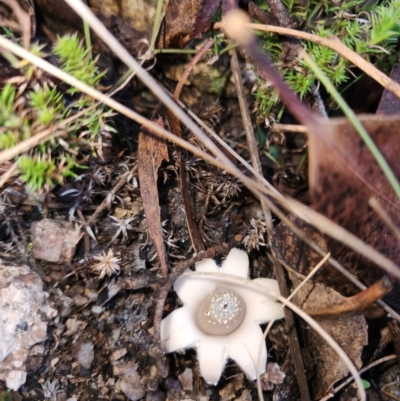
[320,354,397,401]
[285,198,400,281]
[0,161,17,188]
[256,252,331,400]
[230,47,273,235]
[1,33,398,315]
[272,123,308,133]
[369,197,400,243]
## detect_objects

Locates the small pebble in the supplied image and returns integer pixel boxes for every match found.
[178,368,193,391]
[110,348,127,362]
[91,305,103,314]
[50,357,59,367]
[120,372,145,401]
[76,341,94,369]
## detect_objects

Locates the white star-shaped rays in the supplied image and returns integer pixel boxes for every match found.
[161,248,284,385]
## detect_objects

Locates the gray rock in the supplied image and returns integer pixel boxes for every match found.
[0,263,56,390]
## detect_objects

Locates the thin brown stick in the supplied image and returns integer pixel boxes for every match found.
[304,276,393,317]
[272,123,308,133]
[259,253,331,400]
[173,38,214,100]
[152,243,229,378]
[168,39,214,254]
[230,47,274,237]
[274,261,312,401]
[230,46,311,401]
[0,162,17,188]
[86,168,133,226]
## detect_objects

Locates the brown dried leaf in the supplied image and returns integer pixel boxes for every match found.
[138,117,169,276]
[191,0,222,39]
[190,0,240,39]
[271,215,359,295]
[289,268,368,399]
[157,0,203,49]
[308,115,400,305]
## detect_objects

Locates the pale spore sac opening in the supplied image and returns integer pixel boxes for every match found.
[197,288,246,335]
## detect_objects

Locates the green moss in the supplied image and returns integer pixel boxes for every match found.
[253,0,400,119]
[0,391,12,401]
[0,32,112,191]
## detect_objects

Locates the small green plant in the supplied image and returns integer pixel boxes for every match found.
[253,0,400,119]
[17,154,82,191]
[29,86,66,125]
[0,391,12,401]
[53,33,104,93]
[0,32,113,191]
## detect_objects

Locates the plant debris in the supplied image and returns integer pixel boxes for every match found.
[1,0,400,400]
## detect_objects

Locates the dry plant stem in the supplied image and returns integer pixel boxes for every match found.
[187,271,366,401]
[77,209,90,258]
[2,34,399,308]
[304,276,393,317]
[388,320,400,364]
[245,23,400,100]
[272,123,308,133]
[369,197,400,243]
[86,169,133,226]
[171,90,282,197]
[230,47,273,237]
[152,244,229,378]
[229,48,302,400]
[0,161,17,188]
[272,262,311,401]
[0,0,30,47]
[320,354,397,401]
[62,0,240,179]
[285,197,400,281]
[173,38,214,100]
[269,197,400,322]
[257,253,331,401]
[169,39,215,253]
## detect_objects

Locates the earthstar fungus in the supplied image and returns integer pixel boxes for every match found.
[161,248,284,384]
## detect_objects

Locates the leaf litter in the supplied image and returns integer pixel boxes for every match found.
[0,0,400,400]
